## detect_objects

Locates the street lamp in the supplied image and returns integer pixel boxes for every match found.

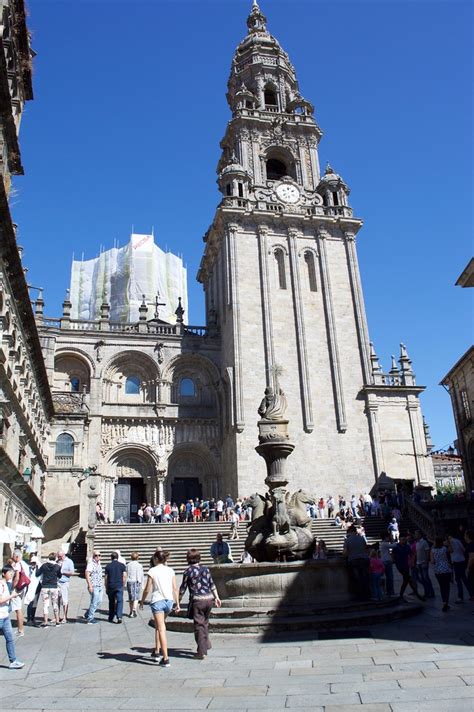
[22,467,32,484]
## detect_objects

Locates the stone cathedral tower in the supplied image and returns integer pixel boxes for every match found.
[198,2,434,497]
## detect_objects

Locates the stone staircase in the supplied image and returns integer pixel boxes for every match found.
[91,516,411,575]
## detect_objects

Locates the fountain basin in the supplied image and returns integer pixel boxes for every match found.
[209,558,352,610]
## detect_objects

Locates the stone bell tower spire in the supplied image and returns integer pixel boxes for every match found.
[219,0,323,198]
[198,3,434,498]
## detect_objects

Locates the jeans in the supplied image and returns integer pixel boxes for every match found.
[107,587,123,621]
[452,561,472,600]
[383,560,395,596]
[370,572,383,600]
[0,616,16,662]
[86,586,103,621]
[416,564,435,598]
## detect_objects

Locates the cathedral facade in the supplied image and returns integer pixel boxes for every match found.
[38,3,434,538]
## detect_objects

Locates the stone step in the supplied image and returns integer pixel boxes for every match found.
[166,599,422,634]
[90,517,411,575]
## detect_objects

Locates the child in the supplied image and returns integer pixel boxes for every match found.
[369,549,385,601]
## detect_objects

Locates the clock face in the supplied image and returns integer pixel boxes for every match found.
[275,183,300,204]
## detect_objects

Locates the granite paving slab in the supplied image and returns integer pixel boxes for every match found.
[0,577,472,711]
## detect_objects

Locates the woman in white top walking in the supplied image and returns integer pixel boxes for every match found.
[140,550,180,667]
[126,552,144,618]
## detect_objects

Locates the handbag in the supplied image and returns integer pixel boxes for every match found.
[15,567,31,592]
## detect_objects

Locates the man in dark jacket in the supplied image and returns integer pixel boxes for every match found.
[104,552,126,623]
[36,553,62,626]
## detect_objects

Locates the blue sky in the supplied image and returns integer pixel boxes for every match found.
[13,0,473,450]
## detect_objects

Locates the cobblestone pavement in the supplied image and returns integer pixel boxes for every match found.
[0,577,472,711]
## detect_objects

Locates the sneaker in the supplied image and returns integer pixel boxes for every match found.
[87,619,98,625]
[159,658,170,667]
[9,660,25,669]
[116,618,122,624]
[15,630,25,637]
[151,651,162,663]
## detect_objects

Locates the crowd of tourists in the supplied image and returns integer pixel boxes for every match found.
[2,512,474,671]
[96,490,403,528]
[343,525,474,611]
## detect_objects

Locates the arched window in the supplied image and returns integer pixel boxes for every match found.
[125,376,140,395]
[55,433,74,463]
[70,376,80,392]
[304,252,318,292]
[266,159,287,181]
[179,378,196,397]
[264,87,278,107]
[275,249,287,290]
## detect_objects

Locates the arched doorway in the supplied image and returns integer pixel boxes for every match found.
[167,449,214,505]
[112,453,154,522]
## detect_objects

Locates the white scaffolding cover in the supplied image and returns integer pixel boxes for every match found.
[70,234,188,324]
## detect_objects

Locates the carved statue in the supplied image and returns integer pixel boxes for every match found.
[257,386,287,420]
[244,488,315,562]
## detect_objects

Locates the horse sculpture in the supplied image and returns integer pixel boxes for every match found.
[244,488,316,562]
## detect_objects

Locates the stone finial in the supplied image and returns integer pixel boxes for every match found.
[34,289,44,322]
[62,289,71,316]
[389,354,400,385]
[325,162,334,175]
[423,416,433,453]
[175,297,185,323]
[138,295,148,321]
[399,342,415,385]
[369,342,384,385]
[100,300,110,320]
[247,0,267,33]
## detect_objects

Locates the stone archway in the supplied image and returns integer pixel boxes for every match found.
[107,448,157,522]
[167,446,217,505]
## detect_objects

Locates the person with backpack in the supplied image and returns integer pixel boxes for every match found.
[36,553,62,627]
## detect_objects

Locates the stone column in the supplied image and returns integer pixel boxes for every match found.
[317,228,347,433]
[287,226,314,432]
[257,224,275,388]
[86,473,100,559]
[364,397,385,479]
[406,395,434,486]
[157,470,166,505]
[344,231,371,385]
[226,222,245,432]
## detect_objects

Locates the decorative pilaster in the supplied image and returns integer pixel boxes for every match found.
[287,225,314,432]
[365,398,385,478]
[226,222,245,432]
[406,396,433,486]
[317,228,347,432]
[257,224,275,388]
[344,231,371,384]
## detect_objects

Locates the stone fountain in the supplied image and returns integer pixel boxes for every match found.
[167,384,422,632]
[245,383,315,562]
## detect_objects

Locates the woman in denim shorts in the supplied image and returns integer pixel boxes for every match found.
[140,550,180,667]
